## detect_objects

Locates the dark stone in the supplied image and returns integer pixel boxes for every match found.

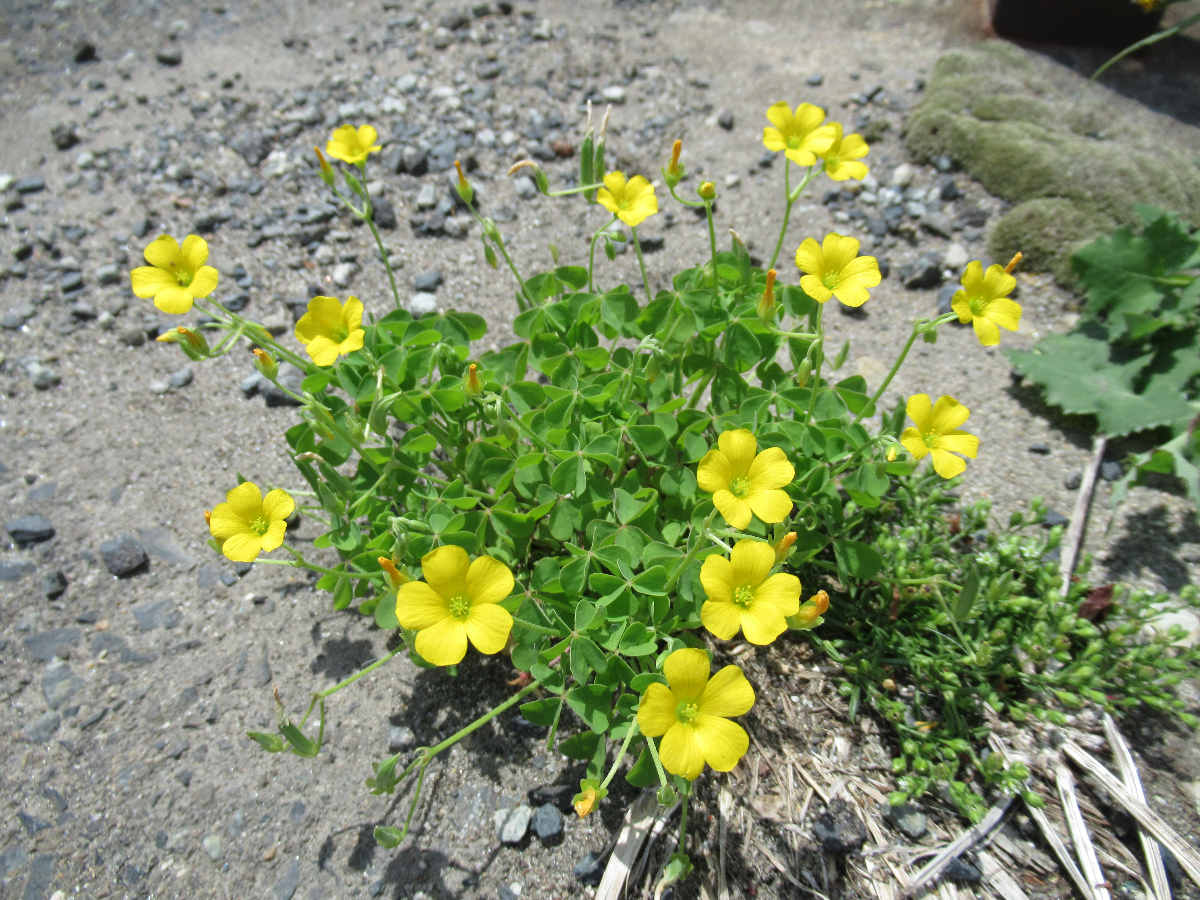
[274,857,300,900]
[17,812,52,836]
[23,711,60,742]
[528,783,575,812]
[91,633,127,655]
[40,786,67,814]
[806,73,825,86]
[262,363,304,408]
[813,799,867,854]
[40,569,68,599]
[881,801,928,839]
[23,628,82,662]
[232,129,272,167]
[414,270,444,291]
[42,660,82,709]
[944,856,981,882]
[79,707,107,730]
[1100,460,1122,481]
[1064,471,1083,490]
[119,647,159,666]
[13,177,46,195]
[1160,844,1184,888]
[61,271,84,293]
[51,123,81,151]
[73,42,98,63]
[1041,509,1070,528]
[717,109,735,131]
[900,256,943,290]
[0,843,28,877]
[371,196,397,229]
[7,515,55,546]
[99,533,148,577]
[936,283,958,315]
[477,60,504,80]
[574,850,606,885]
[638,234,665,253]
[138,527,195,567]
[22,854,55,899]
[1028,444,1051,454]
[938,176,961,201]
[532,803,563,841]
[0,560,36,582]
[155,46,183,66]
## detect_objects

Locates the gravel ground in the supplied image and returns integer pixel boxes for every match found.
[0,0,1198,898]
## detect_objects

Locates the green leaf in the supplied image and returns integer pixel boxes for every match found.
[374,826,403,849]
[565,684,613,733]
[279,721,319,758]
[520,697,562,726]
[834,540,882,581]
[954,565,980,622]
[560,731,602,760]
[550,455,587,496]
[626,746,659,787]
[627,425,667,460]
[374,592,399,630]
[630,672,668,693]
[246,731,285,753]
[632,566,669,595]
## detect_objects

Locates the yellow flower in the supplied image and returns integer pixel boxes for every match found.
[396,545,515,667]
[700,539,801,645]
[818,123,870,182]
[696,429,794,530]
[900,394,979,479]
[295,296,365,367]
[596,171,658,227]
[789,590,830,629]
[950,261,1022,347]
[130,234,219,314]
[208,482,295,563]
[326,124,381,165]
[795,233,881,308]
[762,102,837,167]
[572,779,606,818]
[637,648,755,781]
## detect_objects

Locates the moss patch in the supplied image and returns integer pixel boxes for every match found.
[905,41,1200,283]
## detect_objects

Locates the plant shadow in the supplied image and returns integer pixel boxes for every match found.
[1101,504,1200,591]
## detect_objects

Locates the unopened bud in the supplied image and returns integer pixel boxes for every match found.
[1005,251,1023,274]
[796,358,812,388]
[463,363,483,397]
[664,138,684,188]
[315,147,334,186]
[697,181,716,201]
[252,348,279,380]
[886,445,898,462]
[757,268,778,325]
[158,325,210,360]
[203,510,212,528]
[454,159,474,204]
[377,557,409,590]
[773,531,797,563]
[483,241,499,270]
[508,159,549,194]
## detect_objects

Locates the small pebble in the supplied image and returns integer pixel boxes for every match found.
[1064,471,1083,490]
[1028,444,1050,455]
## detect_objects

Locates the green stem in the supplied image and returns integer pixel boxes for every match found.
[772,329,820,341]
[677,781,691,851]
[664,508,720,593]
[600,721,641,790]
[930,583,971,651]
[461,197,532,312]
[849,316,956,428]
[802,303,825,425]
[511,615,566,638]
[667,184,705,208]
[768,159,794,271]
[631,226,652,303]
[645,733,670,790]
[588,217,617,293]
[546,181,606,197]
[704,201,719,294]
[364,214,402,310]
[503,400,556,453]
[684,368,714,411]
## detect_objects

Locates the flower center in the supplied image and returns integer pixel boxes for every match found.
[617,198,630,210]
[786,134,802,149]
[822,272,841,290]
[250,516,270,536]
[729,476,751,498]
[333,325,350,342]
[175,268,194,288]
[825,154,841,169]
[733,585,755,608]
[448,594,470,618]
[675,700,700,724]
[922,433,939,449]
[967,296,986,316]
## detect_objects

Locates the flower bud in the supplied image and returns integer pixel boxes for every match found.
[203,510,212,528]
[788,590,830,630]
[580,105,596,199]
[886,445,898,462]
[483,241,499,270]
[508,160,549,194]
[157,325,210,360]
[697,181,716,201]
[796,358,812,388]
[773,531,797,563]
[664,138,684,188]
[454,159,474,205]
[377,556,410,590]
[315,147,335,187]
[573,778,607,818]
[1005,251,1023,274]
[463,363,483,397]
[253,348,279,381]
[757,268,777,325]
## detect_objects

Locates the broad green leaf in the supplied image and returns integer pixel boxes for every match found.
[834,539,882,581]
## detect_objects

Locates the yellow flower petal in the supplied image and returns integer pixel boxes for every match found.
[693,714,749,772]
[905,394,934,433]
[794,237,824,277]
[838,256,882,290]
[950,290,972,323]
[832,281,871,308]
[800,274,833,304]
[717,429,757,476]
[637,683,679,737]
[730,539,774,587]
[747,446,794,491]
[745,488,792,524]
[153,287,195,315]
[764,101,794,134]
[420,545,470,600]
[343,296,365,331]
[397,582,451,630]
[220,533,262,563]
[699,554,734,604]
[754,573,802,616]
[130,266,174,298]
[262,489,295,523]
[208,503,248,540]
[972,316,1001,346]
[466,555,514,605]
[935,431,979,458]
[602,171,627,195]
[929,448,967,479]
[839,133,870,160]
[738,600,788,645]
[698,664,755,718]
[762,127,787,153]
[984,297,1022,332]
[930,396,970,433]
[700,599,743,640]
[663,647,711,702]
[784,147,818,167]
[900,427,929,460]
[960,260,985,295]
[465,603,513,655]
[143,234,181,269]
[259,519,288,552]
[415,616,469,666]
[226,482,264,520]
[822,233,861,274]
[660,724,706,780]
[596,187,619,217]
[696,448,732,494]
[189,265,219,298]
[981,264,1016,301]
[179,234,209,272]
[827,159,869,182]
[338,329,365,356]
[712,490,752,530]
[303,335,341,367]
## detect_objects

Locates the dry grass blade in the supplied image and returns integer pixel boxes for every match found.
[1059,433,1106,595]
[1062,741,1200,886]
[754,839,834,900]
[1055,765,1112,900]
[977,849,1031,900]
[718,788,734,900]
[901,797,1011,898]
[1102,714,1171,900]
[596,791,672,900]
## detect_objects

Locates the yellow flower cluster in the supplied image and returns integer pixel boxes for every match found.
[762,102,869,181]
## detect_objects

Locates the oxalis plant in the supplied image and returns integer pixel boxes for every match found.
[129,101,1193,878]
